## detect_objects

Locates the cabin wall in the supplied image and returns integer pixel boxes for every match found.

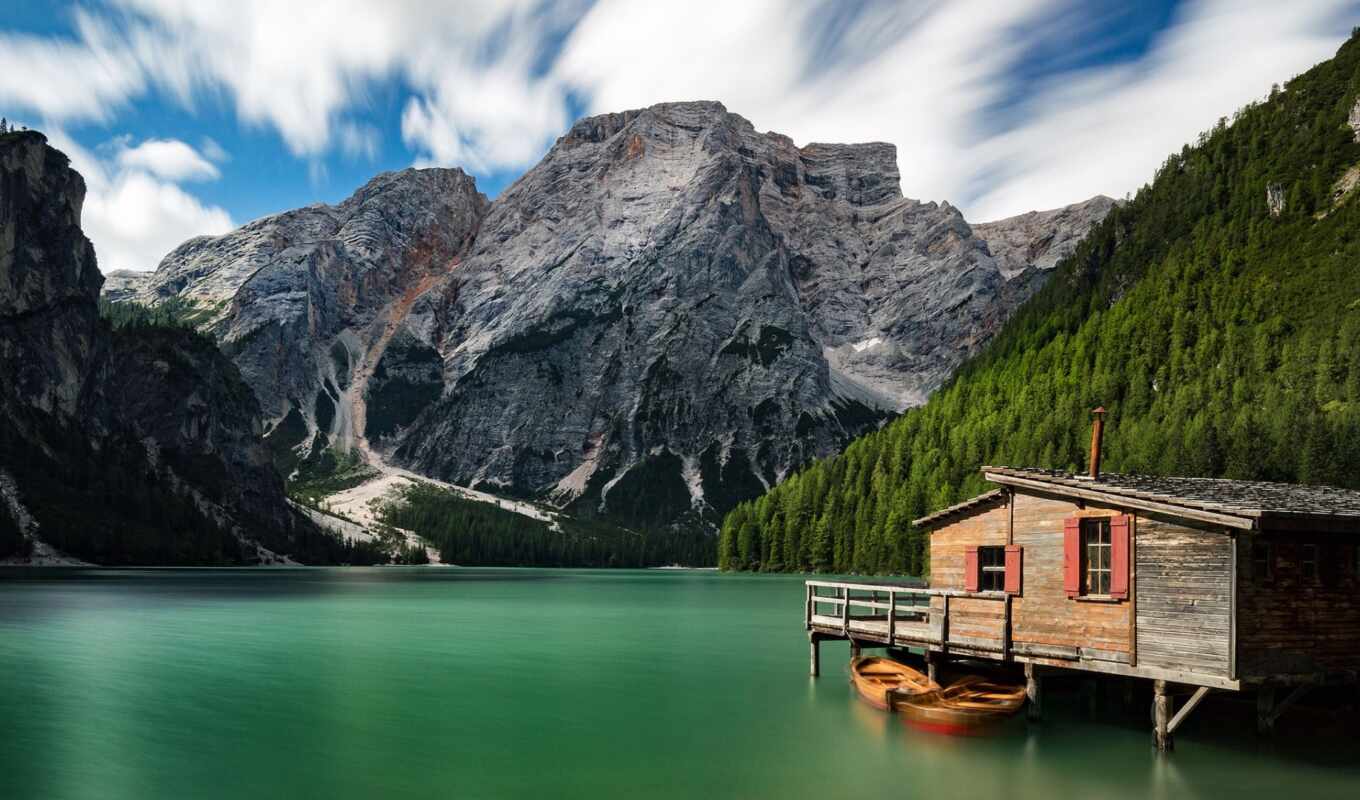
[1236,533,1360,678]
[928,504,1008,643]
[928,494,1132,656]
[1010,494,1130,656]
[1133,516,1233,677]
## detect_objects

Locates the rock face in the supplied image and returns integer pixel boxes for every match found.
[0,130,328,565]
[107,102,1111,529]
[973,196,1117,279]
[112,168,488,471]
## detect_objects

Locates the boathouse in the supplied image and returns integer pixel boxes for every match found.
[805,413,1360,750]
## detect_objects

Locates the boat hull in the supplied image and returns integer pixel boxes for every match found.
[849,656,940,710]
[896,676,1026,735]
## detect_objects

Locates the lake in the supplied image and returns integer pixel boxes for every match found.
[1,568,1357,799]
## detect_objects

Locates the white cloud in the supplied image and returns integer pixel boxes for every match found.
[199,137,229,163]
[4,1,1358,221]
[45,129,234,273]
[965,0,1358,220]
[337,121,380,161]
[116,137,220,181]
[0,11,145,122]
[553,0,1358,220]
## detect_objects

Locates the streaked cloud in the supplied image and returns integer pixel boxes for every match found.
[1,0,1356,270]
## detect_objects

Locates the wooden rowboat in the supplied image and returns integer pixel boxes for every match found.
[895,675,1027,734]
[849,656,940,710]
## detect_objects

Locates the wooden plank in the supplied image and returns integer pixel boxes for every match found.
[1167,686,1211,734]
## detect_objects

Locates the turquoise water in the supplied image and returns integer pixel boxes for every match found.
[1,568,1357,799]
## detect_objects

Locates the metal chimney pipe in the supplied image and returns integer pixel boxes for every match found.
[1089,407,1106,480]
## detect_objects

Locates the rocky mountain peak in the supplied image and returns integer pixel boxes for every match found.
[103,101,1114,530]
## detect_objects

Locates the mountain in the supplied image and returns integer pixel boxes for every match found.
[719,33,1360,574]
[0,130,372,566]
[106,102,1110,529]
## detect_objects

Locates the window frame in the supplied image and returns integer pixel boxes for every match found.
[1080,517,1112,597]
[978,545,1007,592]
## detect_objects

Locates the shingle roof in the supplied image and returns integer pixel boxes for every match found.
[978,467,1360,532]
[910,489,1007,529]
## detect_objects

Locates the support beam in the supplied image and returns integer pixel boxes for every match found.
[1025,663,1042,722]
[1257,688,1275,736]
[926,651,939,684]
[808,632,821,678]
[1167,686,1211,735]
[1266,685,1310,728]
[849,638,862,658]
[1153,680,1173,752]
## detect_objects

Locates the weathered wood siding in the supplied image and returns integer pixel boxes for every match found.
[929,503,1008,643]
[1134,516,1232,677]
[1236,534,1360,677]
[1010,494,1130,655]
[929,493,1131,655]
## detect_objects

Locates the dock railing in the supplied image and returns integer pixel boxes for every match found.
[805,579,1012,656]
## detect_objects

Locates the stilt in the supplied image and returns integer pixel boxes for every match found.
[925,651,939,684]
[1256,687,1275,736]
[1153,680,1173,752]
[808,632,821,677]
[1025,663,1042,722]
[849,638,862,658]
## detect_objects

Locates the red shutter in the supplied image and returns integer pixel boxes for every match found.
[964,547,979,592]
[1004,545,1023,594]
[1110,515,1131,599]
[1063,518,1082,597]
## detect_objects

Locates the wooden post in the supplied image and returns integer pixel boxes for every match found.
[849,638,862,658]
[809,632,821,677]
[804,584,812,629]
[840,587,850,636]
[1002,594,1012,660]
[1025,663,1042,722]
[1154,679,1173,752]
[926,650,939,684]
[1256,688,1274,736]
[887,590,896,646]
[940,593,950,653]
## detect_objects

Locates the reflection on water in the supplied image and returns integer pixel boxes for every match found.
[1,567,1357,800]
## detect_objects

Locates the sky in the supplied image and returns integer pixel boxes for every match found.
[1,1,1357,273]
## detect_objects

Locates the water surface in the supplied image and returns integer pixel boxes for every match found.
[1,568,1356,799]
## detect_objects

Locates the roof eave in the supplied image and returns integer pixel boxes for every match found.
[982,471,1258,531]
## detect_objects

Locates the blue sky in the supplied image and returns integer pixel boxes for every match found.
[1,1,1356,272]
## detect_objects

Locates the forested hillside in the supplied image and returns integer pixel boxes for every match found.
[720,32,1360,575]
[380,484,715,568]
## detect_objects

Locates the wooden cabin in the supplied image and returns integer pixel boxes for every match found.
[804,417,1360,750]
[918,468,1360,692]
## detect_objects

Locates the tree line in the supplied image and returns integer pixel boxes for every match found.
[381,482,715,568]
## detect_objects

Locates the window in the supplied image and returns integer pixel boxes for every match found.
[1251,541,1272,581]
[1082,518,1112,596]
[1300,543,1318,582]
[978,546,1006,592]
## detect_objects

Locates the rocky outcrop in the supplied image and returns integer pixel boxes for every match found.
[110,168,488,471]
[106,102,1111,529]
[973,196,1117,278]
[0,130,334,565]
